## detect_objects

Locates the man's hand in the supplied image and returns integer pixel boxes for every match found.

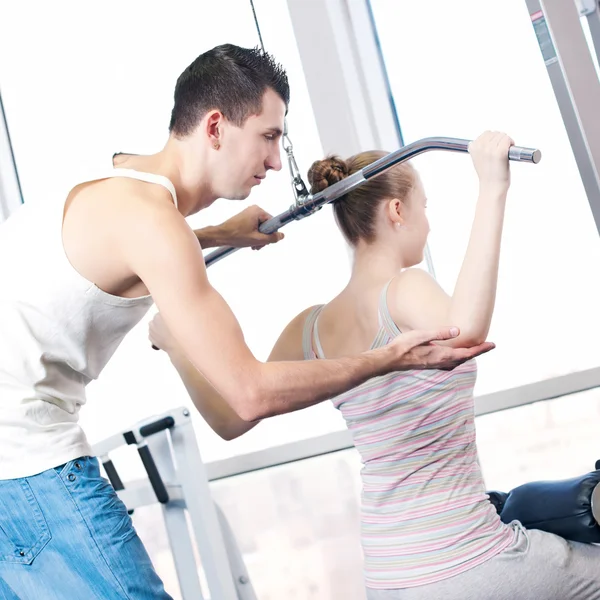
[149,312,177,354]
[391,327,495,371]
[196,205,285,250]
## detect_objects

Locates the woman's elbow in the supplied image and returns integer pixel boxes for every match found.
[451,329,490,349]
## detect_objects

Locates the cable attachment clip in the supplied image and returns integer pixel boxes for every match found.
[282,119,309,206]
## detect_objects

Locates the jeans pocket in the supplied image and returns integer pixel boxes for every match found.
[90,476,138,545]
[69,458,137,546]
[0,479,51,564]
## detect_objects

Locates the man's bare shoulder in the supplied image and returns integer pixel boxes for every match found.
[72,175,176,214]
[66,175,187,247]
[62,174,193,297]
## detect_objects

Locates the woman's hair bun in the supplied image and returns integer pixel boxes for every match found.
[307,155,350,194]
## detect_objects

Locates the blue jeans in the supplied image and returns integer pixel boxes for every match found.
[0,456,173,599]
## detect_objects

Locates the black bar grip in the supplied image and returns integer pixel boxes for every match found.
[137,445,169,504]
[139,416,175,437]
[102,459,125,491]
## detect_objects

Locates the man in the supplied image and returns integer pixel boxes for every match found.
[0,44,493,598]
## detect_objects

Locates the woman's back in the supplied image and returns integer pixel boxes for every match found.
[302,280,515,589]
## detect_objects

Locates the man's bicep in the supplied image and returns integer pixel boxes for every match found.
[122,210,258,403]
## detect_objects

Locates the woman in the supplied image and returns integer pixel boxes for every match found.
[149,131,600,599]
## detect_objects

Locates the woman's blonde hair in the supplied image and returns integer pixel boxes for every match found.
[307,151,416,245]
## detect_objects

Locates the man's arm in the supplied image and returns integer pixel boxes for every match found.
[123,199,493,422]
[194,205,284,249]
[193,225,226,249]
[148,305,318,439]
[149,312,258,440]
[160,346,256,440]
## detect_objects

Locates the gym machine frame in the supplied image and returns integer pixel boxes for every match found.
[525,0,600,236]
[93,406,255,600]
[94,137,540,600]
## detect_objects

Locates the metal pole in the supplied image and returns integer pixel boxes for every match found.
[204,136,541,268]
[525,0,600,237]
[147,431,206,600]
[170,414,239,600]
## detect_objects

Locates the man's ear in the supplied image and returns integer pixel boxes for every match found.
[205,110,224,148]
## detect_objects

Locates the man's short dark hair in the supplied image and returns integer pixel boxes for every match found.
[169,44,290,137]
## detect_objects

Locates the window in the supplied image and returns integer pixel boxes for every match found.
[369,0,600,395]
[477,388,600,491]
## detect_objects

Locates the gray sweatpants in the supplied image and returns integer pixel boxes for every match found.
[366,522,600,600]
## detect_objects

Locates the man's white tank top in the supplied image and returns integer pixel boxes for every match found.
[0,160,178,479]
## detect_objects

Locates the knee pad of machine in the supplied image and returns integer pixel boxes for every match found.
[487,490,508,515]
[498,467,600,543]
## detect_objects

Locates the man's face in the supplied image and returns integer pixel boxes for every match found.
[214,88,285,200]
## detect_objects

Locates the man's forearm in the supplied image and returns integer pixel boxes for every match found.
[243,347,395,421]
[194,225,224,249]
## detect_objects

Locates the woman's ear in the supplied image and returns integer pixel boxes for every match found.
[387,197,405,227]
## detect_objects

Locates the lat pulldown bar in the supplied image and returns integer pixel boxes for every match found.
[204,136,541,268]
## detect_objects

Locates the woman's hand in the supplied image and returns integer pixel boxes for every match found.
[469,131,514,194]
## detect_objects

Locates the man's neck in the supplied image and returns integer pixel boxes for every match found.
[112,142,216,217]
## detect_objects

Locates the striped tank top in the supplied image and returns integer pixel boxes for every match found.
[302,280,516,589]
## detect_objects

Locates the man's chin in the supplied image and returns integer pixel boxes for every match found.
[224,189,252,201]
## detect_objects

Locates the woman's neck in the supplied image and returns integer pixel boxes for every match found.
[347,242,410,291]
